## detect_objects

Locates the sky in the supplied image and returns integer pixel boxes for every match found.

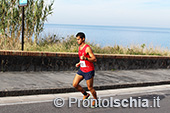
[45,0,170,28]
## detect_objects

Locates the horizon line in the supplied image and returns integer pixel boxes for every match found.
[44,23,170,29]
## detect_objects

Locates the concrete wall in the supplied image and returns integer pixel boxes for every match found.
[0,50,170,71]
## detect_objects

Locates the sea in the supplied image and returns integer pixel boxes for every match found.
[43,24,170,49]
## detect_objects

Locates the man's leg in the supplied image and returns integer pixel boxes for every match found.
[72,74,86,94]
[86,77,98,107]
[86,77,97,99]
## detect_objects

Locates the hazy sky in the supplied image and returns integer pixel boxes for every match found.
[45,0,170,28]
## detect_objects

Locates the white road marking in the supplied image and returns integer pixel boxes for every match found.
[0,84,170,106]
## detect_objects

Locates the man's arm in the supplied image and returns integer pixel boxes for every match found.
[85,47,97,62]
[75,62,80,67]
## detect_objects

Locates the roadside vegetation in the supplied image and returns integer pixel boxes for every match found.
[0,34,169,56]
[0,0,54,48]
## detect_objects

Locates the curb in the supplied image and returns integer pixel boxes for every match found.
[1,81,170,97]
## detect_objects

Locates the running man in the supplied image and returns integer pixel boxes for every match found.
[72,32,98,107]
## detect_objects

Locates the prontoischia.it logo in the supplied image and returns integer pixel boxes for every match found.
[54,96,160,108]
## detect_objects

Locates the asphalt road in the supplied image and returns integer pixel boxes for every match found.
[0,85,170,113]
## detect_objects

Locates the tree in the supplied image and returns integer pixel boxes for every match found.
[0,0,54,47]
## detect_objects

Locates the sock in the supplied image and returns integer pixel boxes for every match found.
[83,91,88,96]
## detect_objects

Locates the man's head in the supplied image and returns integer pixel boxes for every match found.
[76,32,86,45]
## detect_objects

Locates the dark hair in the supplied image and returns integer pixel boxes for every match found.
[76,32,85,39]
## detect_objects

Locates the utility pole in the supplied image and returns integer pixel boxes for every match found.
[19,0,28,51]
[21,6,24,51]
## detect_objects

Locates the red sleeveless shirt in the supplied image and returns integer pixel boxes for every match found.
[78,44,95,72]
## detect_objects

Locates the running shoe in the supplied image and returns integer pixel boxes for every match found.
[83,93,91,100]
[91,100,99,108]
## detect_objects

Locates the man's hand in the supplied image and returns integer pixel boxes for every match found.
[80,53,86,60]
[75,62,80,67]
[80,53,87,60]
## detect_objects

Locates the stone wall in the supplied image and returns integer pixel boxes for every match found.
[0,50,170,71]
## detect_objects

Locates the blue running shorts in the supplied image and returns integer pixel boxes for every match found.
[77,69,95,80]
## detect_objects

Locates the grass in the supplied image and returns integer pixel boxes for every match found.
[0,33,170,56]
